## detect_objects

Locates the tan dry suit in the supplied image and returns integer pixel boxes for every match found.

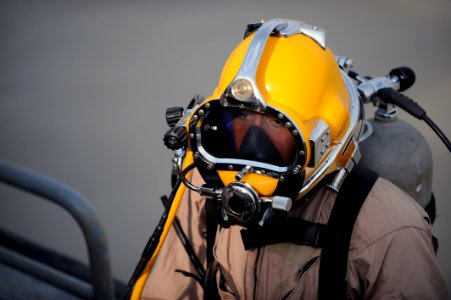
[141,170,449,299]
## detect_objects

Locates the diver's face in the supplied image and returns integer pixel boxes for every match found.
[232,111,296,165]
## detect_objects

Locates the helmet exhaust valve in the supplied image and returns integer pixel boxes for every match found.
[222,182,260,223]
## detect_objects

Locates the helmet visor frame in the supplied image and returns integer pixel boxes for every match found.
[189,99,307,177]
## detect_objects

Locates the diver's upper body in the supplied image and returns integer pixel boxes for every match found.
[142,169,448,299]
[135,18,448,299]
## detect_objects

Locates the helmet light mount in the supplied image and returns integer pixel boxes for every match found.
[230,78,254,101]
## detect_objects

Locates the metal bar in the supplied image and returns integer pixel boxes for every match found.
[0,160,114,300]
[0,246,93,299]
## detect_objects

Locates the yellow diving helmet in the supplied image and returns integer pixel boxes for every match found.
[173,19,363,227]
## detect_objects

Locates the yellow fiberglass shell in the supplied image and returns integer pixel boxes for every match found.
[210,33,350,161]
[218,171,278,196]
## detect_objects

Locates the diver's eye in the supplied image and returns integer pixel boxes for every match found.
[267,118,283,128]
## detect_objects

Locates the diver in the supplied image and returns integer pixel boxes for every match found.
[124,19,449,299]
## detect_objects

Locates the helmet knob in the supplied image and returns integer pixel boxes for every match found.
[389,67,415,92]
[165,106,184,127]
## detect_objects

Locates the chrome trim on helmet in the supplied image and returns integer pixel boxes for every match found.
[308,119,331,167]
[239,19,287,78]
[274,20,326,48]
[298,70,363,198]
[227,19,326,108]
[299,25,326,49]
[196,146,290,174]
[244,19,326,48]
[230,19,287,107]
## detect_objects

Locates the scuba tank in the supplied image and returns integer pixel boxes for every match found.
[349,66,450,223]
[359,109,434,218]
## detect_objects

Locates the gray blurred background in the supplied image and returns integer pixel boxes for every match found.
[1,0,450,289]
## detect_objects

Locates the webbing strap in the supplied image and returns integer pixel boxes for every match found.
[318,165,378,300]
[241,218,327,250]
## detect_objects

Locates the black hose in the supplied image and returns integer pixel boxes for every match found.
[422,115,451,152]
[377,88,451,152]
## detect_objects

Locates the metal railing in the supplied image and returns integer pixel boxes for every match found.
[0,160,114,300]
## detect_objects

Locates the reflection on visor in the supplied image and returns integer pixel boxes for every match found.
[200,108,297,167]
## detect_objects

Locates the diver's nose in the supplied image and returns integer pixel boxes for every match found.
[253,114,264,126]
